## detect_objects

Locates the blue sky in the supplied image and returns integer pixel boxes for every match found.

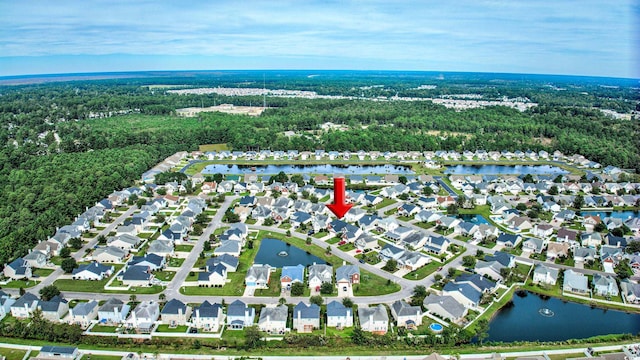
[0,0,638,78]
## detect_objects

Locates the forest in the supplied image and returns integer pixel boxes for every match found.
[0,71,638,265]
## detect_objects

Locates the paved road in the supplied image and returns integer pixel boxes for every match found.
[30,206,138,294]
[1,341,636,360]
[164,196,234,300]
[434,176,458,198]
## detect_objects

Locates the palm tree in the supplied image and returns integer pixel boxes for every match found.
[158,293,166,302]
[129,294,137,303]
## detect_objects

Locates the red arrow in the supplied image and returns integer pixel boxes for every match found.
[326,177,352,219]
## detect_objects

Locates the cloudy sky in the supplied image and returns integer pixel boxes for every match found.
[0,0,638,78]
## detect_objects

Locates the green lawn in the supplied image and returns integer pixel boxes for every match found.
[2,279,39,288]
[155,271,176,281]
[353,269,400,296]
[375,198,396,209]
[90,325,120,333]
[155,324,188,333]
[254,269,282,297]
[175,244,194,252]
[402,261,441,280]
[54,264,124,292]
[326,237,341,245]
[82,355,123,360]
[0,348,26,360]
[168,257,185,267]
[338,242,356,252]
[32,268,55,277]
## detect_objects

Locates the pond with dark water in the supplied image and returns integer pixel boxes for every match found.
[444,165,568,175]
[201,164,414,175]
[254,238,326,268]
[486,291,640,342]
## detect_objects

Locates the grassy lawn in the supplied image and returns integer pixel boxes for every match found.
[375,198,396,209]
[49,256,64,266]
[175,244,194,252]
[155,324,188,333]
[313,232,328,239]
[403,261,441,280]
[353,269,401,296]
[414,222,434,230]
[355,252,381,265]
[254,269,282,297]
[2,279,39,288]
[32,268,55,277]
[168,257,185,267]
[278,223,292,229]
[214,227,229,236]
[0,348,26,360]
[384,208,397,216]
[245,218,257,225]
[155,271,176,281]
[54,264,124,292]
[326,237,341,245]
[90,325,120,333]
[338,242,356,252]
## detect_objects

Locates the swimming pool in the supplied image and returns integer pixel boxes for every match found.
[429,323,444,332]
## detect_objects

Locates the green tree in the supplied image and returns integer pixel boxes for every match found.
[462,255,477,268]
[244,326,263,349]
[572,195,585,209]
[97,235,107,245]
[39,285,61,301]
[351,327,367,345]
[195,213,209,225]
[422,186,434,196]
[342,297,354,308]
[309,295,324,306]
[68,237,83,250]
[320,282,333,295]
[203,241,211,252]
[61,258,77,273]
[515,203,527,211]
[263,217,275,226]
[413,285,428,298]
[399,175,408,184]
[475,318,490,344]
[59,246,71,258]
[548,185,559,195]
[382,259,397,272]
[446,203,459,215]
[192,224,204,236]
[291,282,305,296]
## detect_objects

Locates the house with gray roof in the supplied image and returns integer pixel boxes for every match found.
[532,264,559,285]
[245,264,272,288]
[443,282,482,308]
[126,300,160,333]
[293,302,320,333]
[563,270,589,294]
[475,260,506,283]
[98,297,130,324]
[107,234,142,251]
[39,346,78,359]
[258,305,288,334]
[354,234,378,251]
[0,292,15,321]
[574,247,597,263]
[390,300,422,329]
[193,301,224,332]
[213,240,241,257]
[522,237,545,254]
[23,251,47,268]
[592,274,619,297]
[620,280,640,304]
[147,239,174,257]
[69,300,98,328]
[226,300,255,330]
[423,295,467,323]
[336,264,360,293]
[92,246,126,263]
[307,264,332,291]
[119,265,153,286]
[10,292,39,319]
[326,300,353,328]
[161,299,191,327]
[129,253,165,271]
[358,305,389,335]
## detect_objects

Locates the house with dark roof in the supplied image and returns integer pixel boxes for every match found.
[39,295,69,322]
[161,299,191,327]
[38,346,78,359]
[326,300,353,328]
[193,301,224,332]
[206,254,239,272]
[390,300,422,329]
[226,300,255,330]
[129,253,165,271]
[10,292,39,319]
[72,262,114,280]
[258,305,288,334]
[423,235,450,255]
[496,233,522,248]
[98,297,130,324]
[197,264,228,287]
[126,301,160,333]
[293,302,320,333]
[3,258,32,280]
[119,265,153,286]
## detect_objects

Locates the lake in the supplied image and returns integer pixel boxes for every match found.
[201,164,414,175]
[444,165,568,175]
[579,210,639,220]
[254,238,326,268]
[486,291,640,342]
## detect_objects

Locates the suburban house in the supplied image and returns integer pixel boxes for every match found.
[40,296,69,322]
[592,274,619,297]
[307,264,333,291]
[213,240,242,257]
[92,246,126,263]
[358,305,389,335]
[0,292,15,321]
[354,234,378,251]
[161,299,192,327]
[292,302,321,333]
[192,301,225,332]
[496,234,522,248]
[546,242,570,261]
[71,262,114,280]
[98,298,130,325]
[119,265,153,286]
[129,253,165,271]
[532,264,559,285]
[226,300,255,330]
[245,264,272,289]
[563,270,589,294]
[326,300,353,328]
[258,305,288,334]
[336,264,360,292]
[621,280,640,304]
[574,247,597,263]
[474,260,506,283]
[522,237,545,254]
[69,300,98,328]
[10,292,39,319]
[423,295,468,323]
[107,234,142,252]
[206,254,239,273]
[126,301,160,333]
[197,264,228,287]
[23,251,47,268]
[390,300,422,329]
[38,346,79,359]
[281,264,305,290]
[3,258,32,280]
